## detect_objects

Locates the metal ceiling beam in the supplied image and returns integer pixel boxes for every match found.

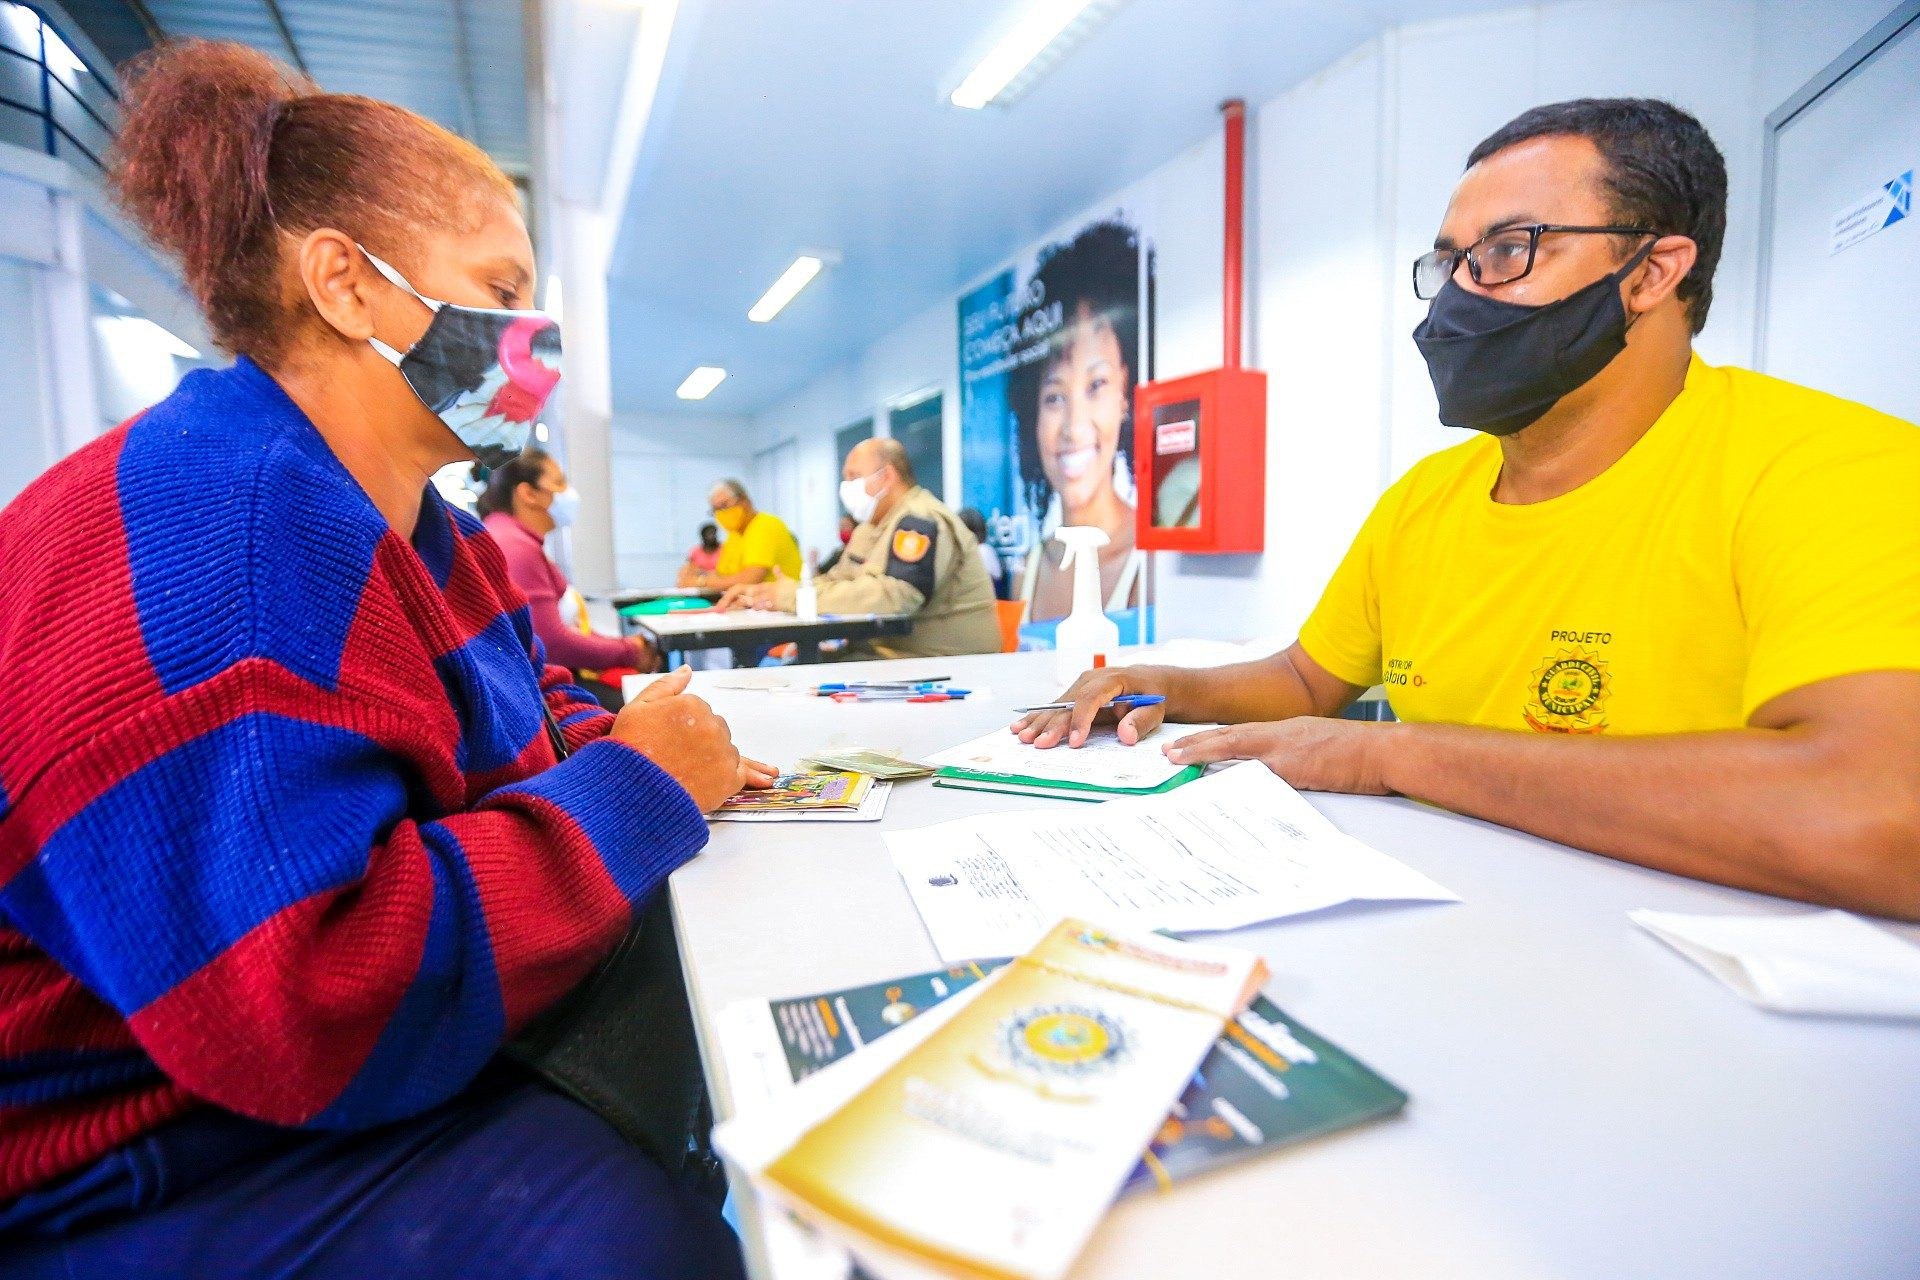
[121,0,167,45]
[448,0,480,143]
[258,0,310,77]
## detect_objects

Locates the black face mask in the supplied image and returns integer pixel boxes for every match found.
[1412,240,1654,437]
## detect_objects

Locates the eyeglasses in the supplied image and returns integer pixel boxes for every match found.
[1412,224,1655,299]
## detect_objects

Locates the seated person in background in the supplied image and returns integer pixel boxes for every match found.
[677,479,800,590]
[959,506,1006,600]
[480,448,657,708]
[1020,98,1920,922]
[720,438,1000,660]
[818,513,856,575]
[683,521,721,577]
[0,40,769,1278]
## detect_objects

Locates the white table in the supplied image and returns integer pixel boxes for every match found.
[672,650,1920,1280]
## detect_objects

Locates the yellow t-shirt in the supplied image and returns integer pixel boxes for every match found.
[715,510,802,580]
[1298,357,1920,734]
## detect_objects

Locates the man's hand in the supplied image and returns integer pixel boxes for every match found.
[1012,667,1172,749]
[608,666,766,811]
[1165,718,1397,794]
[716,582,771,611]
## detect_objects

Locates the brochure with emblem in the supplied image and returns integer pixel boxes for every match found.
[720,920,1268,1280]
[716,960,1407,1201]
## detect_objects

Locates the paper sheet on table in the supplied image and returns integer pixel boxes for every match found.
[717,975,999,1280]
[1630,908,1920,1019]
[887,762,1459,964]
[926,722,1217,791]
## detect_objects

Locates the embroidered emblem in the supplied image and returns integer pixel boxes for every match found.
[1524,643,1612,734]
[892,528,931,562]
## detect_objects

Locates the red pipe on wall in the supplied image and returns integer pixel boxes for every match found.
[1221,98,1245,370]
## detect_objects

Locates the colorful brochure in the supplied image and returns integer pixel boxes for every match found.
[736,920,1268,1280]
[717,770,873,814]
[730,958,1407,1198]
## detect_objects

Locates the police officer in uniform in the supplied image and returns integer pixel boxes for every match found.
[718,438,999,660]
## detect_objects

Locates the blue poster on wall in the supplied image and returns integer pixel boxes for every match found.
[958,214,1151,626]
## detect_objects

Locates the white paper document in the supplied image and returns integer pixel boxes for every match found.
[1630,908,1920,1019]
[925,722,1217,791]
[888,762,1459,963]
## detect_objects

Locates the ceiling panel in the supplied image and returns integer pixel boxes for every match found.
[603,0,1543,416]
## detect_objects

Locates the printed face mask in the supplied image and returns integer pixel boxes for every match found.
[361,246,562,469]
[1411,239,1654,437]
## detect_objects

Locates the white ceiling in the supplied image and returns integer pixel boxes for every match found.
[605,0,1536,416]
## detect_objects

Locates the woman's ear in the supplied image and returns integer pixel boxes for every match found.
[297,229,380,341]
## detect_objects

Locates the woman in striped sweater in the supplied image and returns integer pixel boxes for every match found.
[0,39,769,1279]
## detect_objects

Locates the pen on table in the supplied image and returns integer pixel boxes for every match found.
[828,689,972,703]
[815,679,950,694]
[1012,694,1167,713]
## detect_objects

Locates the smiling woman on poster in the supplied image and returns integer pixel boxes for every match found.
[1009,220,1147,623]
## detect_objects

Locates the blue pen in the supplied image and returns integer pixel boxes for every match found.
[1012,693,1166,713]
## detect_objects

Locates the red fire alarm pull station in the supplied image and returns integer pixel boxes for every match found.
[1135,98,1267,554]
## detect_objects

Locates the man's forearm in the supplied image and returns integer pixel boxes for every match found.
[1160,652,1336,724]
[1380,721,1920,921]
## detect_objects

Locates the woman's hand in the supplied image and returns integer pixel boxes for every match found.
[1164,718,1400,794]
[737,756,780,791]
[1012,667,1171,749]
[607,666,745,812]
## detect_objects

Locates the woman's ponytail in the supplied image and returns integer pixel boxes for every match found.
[111,41,308,349]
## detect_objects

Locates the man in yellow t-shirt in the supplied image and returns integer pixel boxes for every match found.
[679,478,801,590]
[1018,99,1920,922]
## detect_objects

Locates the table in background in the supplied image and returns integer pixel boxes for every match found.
[633,609,913,667]
[607,586,723,609]
[673,649,1920,1280]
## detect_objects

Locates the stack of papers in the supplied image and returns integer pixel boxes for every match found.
[925,723,1214,801]
[717,920,1268,1280]
[888,762,1459,963]
[1630,908,1920,1018]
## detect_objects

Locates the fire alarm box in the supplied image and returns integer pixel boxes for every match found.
[1133,366,1266,552]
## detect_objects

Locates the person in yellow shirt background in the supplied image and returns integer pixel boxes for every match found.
[1019,97,1920,922]
[679,478,801,590]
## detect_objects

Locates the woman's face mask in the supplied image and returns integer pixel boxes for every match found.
[361,246,562,470]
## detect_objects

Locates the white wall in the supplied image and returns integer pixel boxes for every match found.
[729,0,1900,644]
[608,409,756,586]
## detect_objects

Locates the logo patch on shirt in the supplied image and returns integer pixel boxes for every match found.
[1524,644,1611,734]
[892,528,932,563]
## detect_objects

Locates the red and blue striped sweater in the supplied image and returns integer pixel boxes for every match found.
[0,358,708,1203]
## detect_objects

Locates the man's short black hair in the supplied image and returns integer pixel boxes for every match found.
[1467,98,1726,334]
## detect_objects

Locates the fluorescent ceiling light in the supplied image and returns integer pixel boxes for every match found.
[748,255,825,323]
[676,366,727,400]
[949,0,1123,110]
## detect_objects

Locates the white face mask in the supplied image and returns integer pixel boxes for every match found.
[840,469,885,524]
[547,486,581,529]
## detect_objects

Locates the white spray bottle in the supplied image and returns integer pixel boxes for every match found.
[795,552,819,621]
[1051,525,1119,682]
